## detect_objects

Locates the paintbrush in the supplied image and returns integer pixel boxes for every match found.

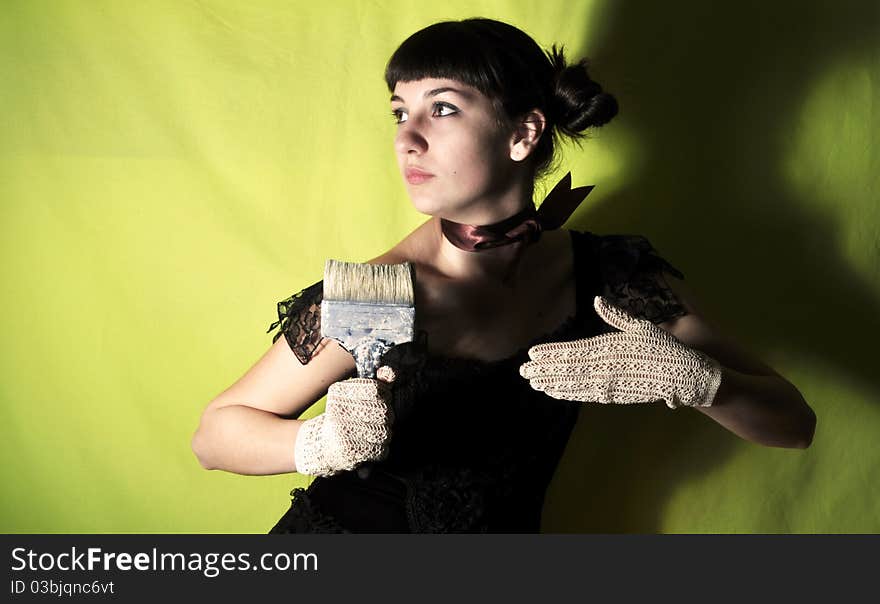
[321,259,416,379]
[321,259,416,481]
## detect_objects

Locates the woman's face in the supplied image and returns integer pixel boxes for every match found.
[390,78,516,222]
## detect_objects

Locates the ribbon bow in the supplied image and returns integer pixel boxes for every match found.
[501,172,595,246]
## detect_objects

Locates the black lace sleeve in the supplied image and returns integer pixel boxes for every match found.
[597,234,688,324]
[265,280,324,365]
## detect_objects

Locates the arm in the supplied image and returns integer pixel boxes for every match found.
[191,335,356,474]
[657,275,816,449]
[193,406,304,475]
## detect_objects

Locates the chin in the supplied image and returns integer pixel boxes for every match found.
[409,193,451,217]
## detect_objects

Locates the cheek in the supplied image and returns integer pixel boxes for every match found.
[446,131,507,177]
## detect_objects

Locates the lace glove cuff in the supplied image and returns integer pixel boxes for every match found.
[520,296,723,409]
[294,414,337,476]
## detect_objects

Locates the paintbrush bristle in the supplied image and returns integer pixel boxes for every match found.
[323,259,415,305]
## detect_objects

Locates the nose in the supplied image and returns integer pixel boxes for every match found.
[394,121,428,156]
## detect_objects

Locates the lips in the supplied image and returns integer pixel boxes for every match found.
[405,166,433,178]
[405,166,434,184]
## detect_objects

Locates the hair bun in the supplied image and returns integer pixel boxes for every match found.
[547,45,618,135]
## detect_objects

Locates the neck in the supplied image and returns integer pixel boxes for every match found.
[428,174,538,284]
[416,170,592,287]
[433,204,546,287]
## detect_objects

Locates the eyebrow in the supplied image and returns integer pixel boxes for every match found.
[390,87,472,103]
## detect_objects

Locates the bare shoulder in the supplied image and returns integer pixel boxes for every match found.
[367,217,435,266]
[657,274,782,378]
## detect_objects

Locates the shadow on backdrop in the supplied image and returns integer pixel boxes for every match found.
[542,0,878,532]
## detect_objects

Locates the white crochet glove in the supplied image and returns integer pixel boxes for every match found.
[294,366,396,477]
[519,296,723,409]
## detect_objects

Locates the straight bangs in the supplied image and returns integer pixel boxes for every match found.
[384,21,508,116]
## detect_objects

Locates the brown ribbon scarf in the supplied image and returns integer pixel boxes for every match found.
[440,172,595,284]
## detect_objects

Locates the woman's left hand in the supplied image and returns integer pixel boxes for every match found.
[519,296,724,409]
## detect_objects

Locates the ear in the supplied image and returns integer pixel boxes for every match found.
[509,109,547,162]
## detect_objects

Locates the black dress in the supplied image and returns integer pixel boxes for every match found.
[265,229,688,533]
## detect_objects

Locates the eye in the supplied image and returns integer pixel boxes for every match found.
[390,108,406,124]
[434,102,458,117]
[389,102,459,125]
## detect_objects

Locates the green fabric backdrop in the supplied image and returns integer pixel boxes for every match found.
[1,0,877,533]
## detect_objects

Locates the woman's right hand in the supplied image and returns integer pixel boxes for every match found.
[293,366,396,477]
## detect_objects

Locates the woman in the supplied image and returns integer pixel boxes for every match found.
[191,18,816,533]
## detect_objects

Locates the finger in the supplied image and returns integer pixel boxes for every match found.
[334,419,391,445]
[519,357,602,381]
[519,360,537,380]
[661,387,680,410]
[329,378,394,408]
[541,388,581,401]
[527,330,646,361]
[527,336,604,361]
[520,359,569,381]
[327,438,386,469]
[548,380,660,405]
[355,423,392,444]
[329,378,386,400]
[593,295,654,333]
[374,444,391,462]
[376,365,397,384]
[527,340,586,360]
[327,396,393,425]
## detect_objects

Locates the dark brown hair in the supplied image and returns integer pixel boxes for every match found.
[384,18,618,182]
